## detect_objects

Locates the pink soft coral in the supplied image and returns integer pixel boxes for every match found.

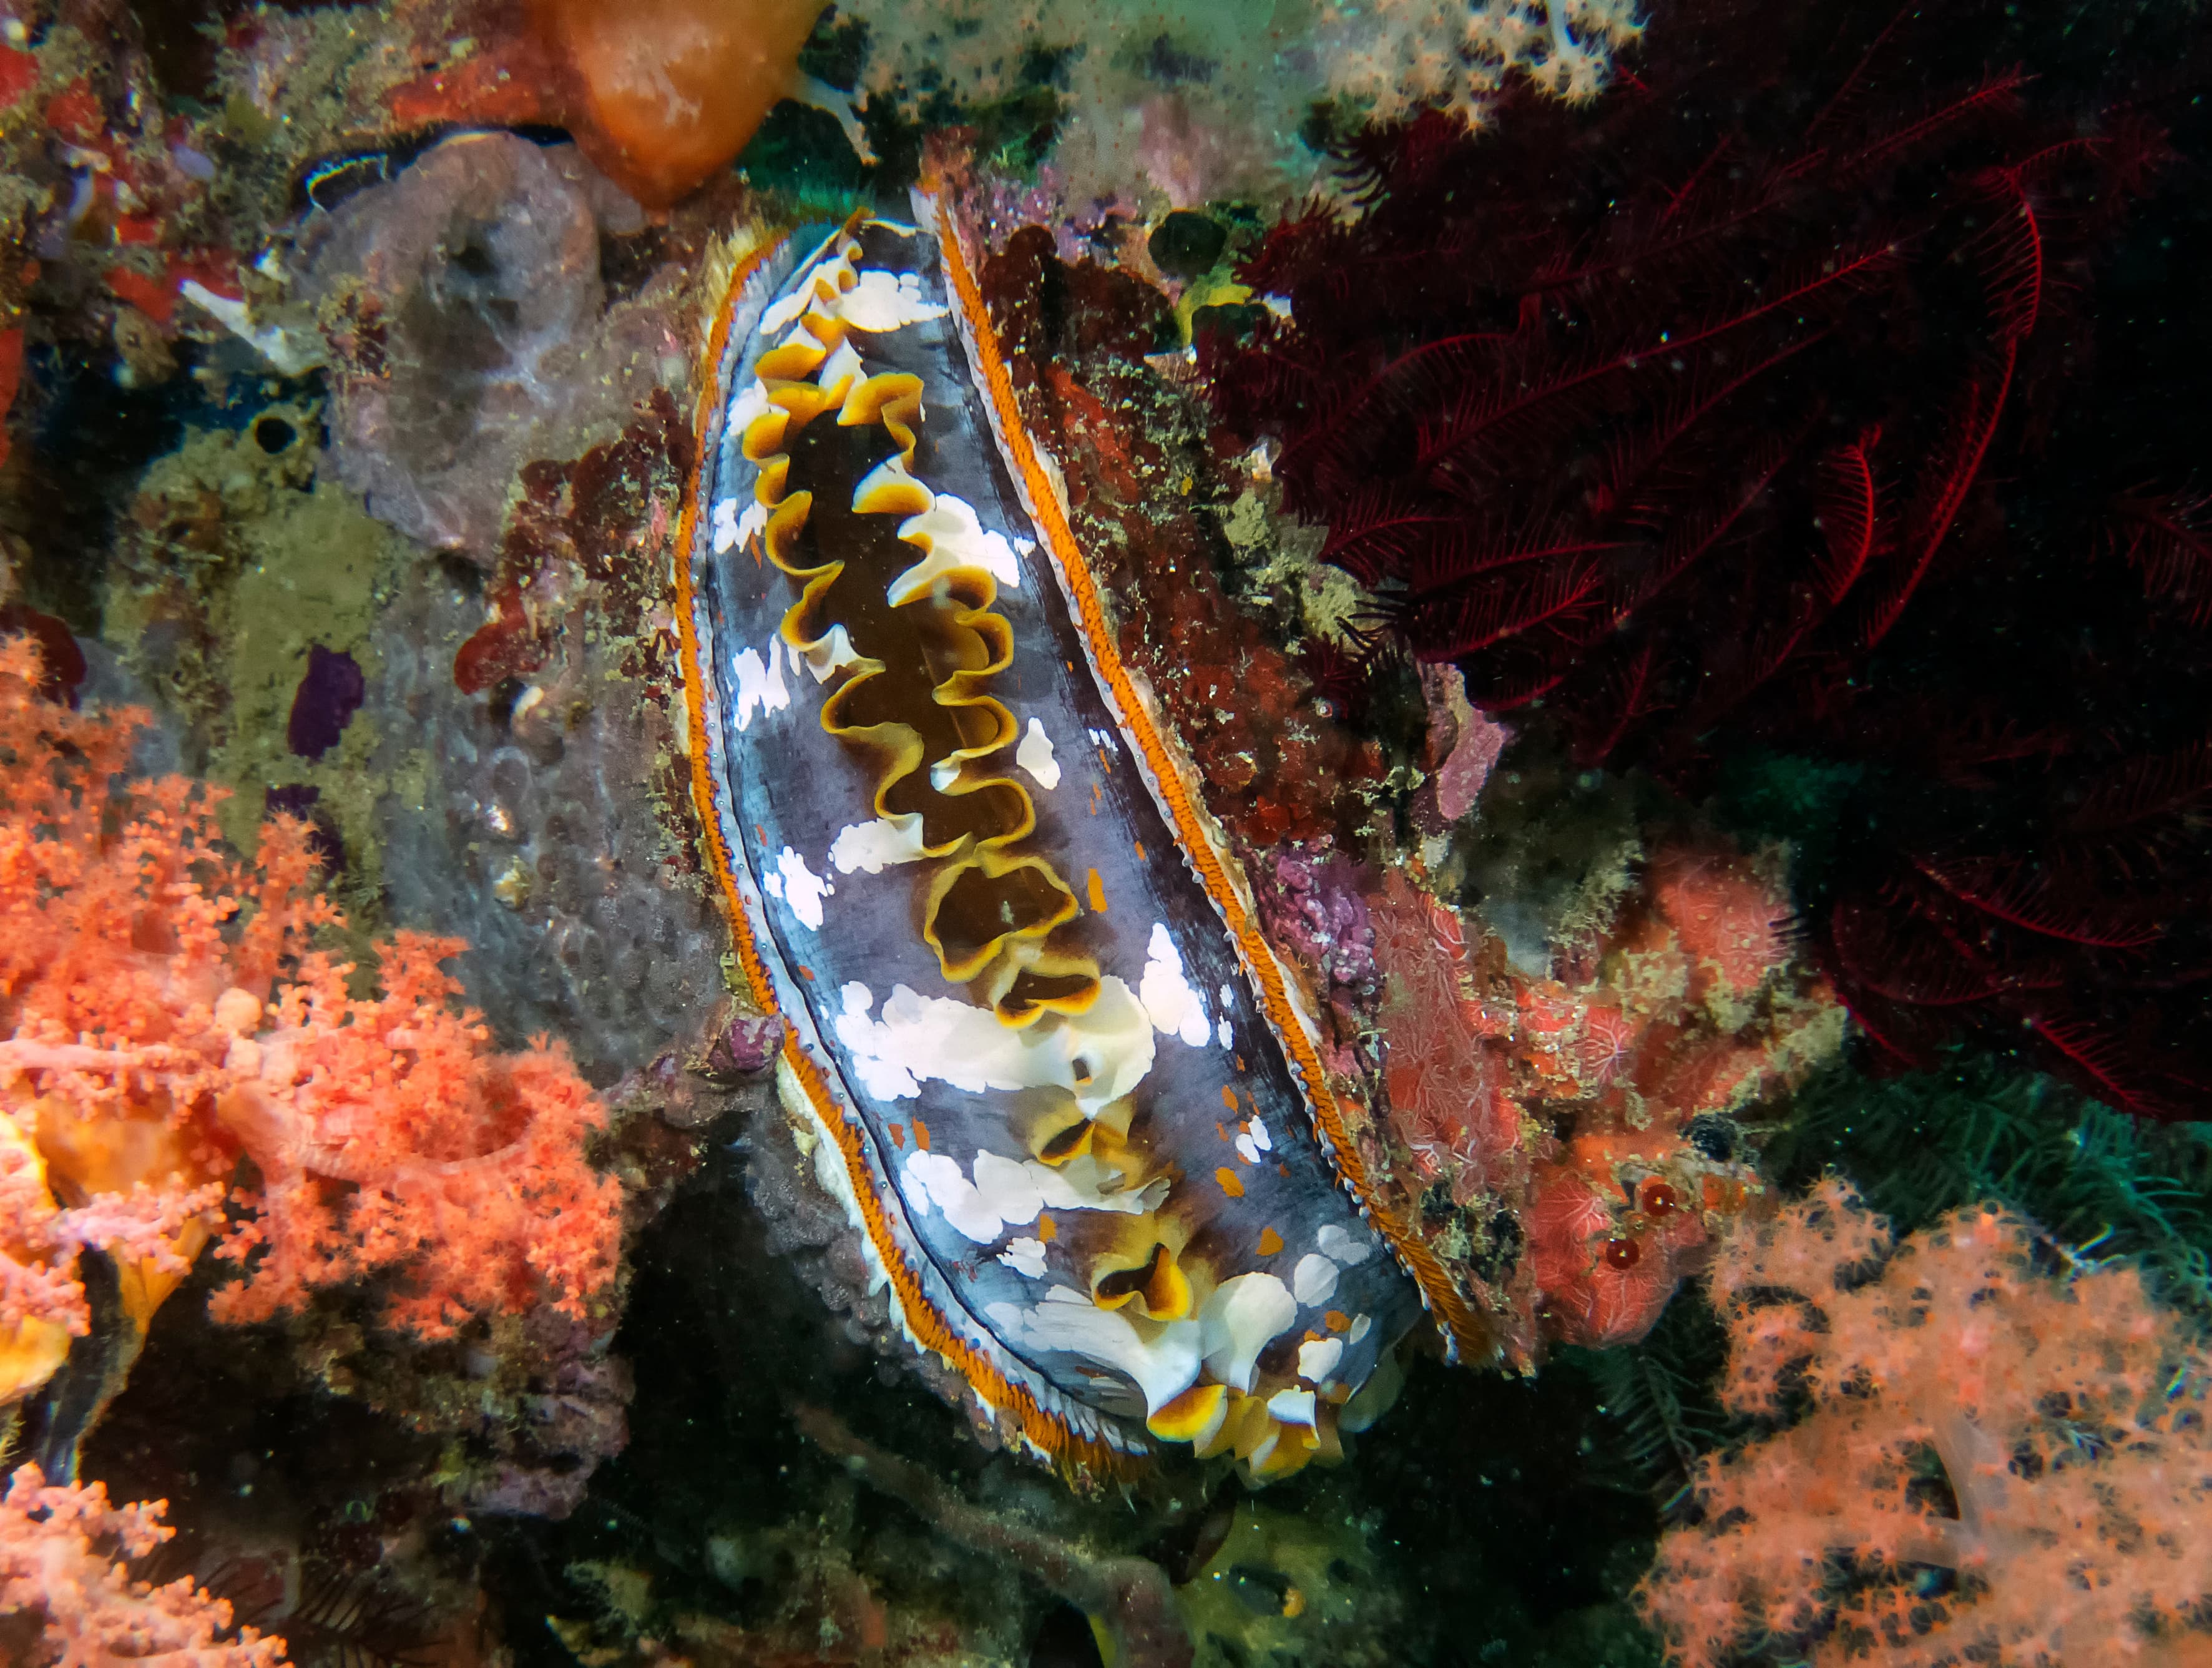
[0,635,620,1375]
[1638,1177,2212,1667]
[0,1461,290,1667]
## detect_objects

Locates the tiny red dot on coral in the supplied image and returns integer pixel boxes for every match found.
[1642,1181,1679,1217]
[1603,1237,1642,1270]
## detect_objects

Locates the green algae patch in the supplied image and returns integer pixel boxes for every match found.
[102,401,408,926]
[208,476,395,836]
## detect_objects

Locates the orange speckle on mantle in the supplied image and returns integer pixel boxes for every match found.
[1258,1227,1284,1256]
[912,1117,931,1151]
[1215,1167,1245,1199]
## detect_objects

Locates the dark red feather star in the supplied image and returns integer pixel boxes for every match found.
[1206,0,2212,1117]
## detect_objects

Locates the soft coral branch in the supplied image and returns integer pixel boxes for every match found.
[205,934,621,1341]
[0,1463,290,1668]
[1640,1177,2212,1667]
[0,636,622,1408]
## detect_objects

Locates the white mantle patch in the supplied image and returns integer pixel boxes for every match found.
[1016,719,1060,790]
[795,623,861,682]
[766,846,832,930]
[903,1148,1158,1244]
[1298,1336,1345,1384]
[1293,1252,1339,1307]
[1317,1224,1378,1266]
[841,267,951,330]
[833,978,1155,1116]
[987,1288,1202,1418]
[830,815,929,875]
[1140,923,1210,1047]
[730,633,789,730]
[1201,1272,1297,1395]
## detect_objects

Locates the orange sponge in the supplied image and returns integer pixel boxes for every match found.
[527,0,828,207]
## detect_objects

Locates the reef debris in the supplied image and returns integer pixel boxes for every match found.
[796,1403,1194,1668]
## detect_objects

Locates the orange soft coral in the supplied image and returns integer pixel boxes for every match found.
[1504,841,1839,1347]
[0,637,620,1391]
[1639,1178,2212,1668]
[208,933,621,1340]
[1357,838,1841,1365]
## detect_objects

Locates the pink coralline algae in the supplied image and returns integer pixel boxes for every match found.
[1256,846,1381,999]
[1369,872,1524,1210]
[1420,665,1510,828]
[0,1463,291,1668]
[0,638,622,1408]
[1349,840,1844,1366]
[1640,1179,2212,1668]
[703,1011,783,1081]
